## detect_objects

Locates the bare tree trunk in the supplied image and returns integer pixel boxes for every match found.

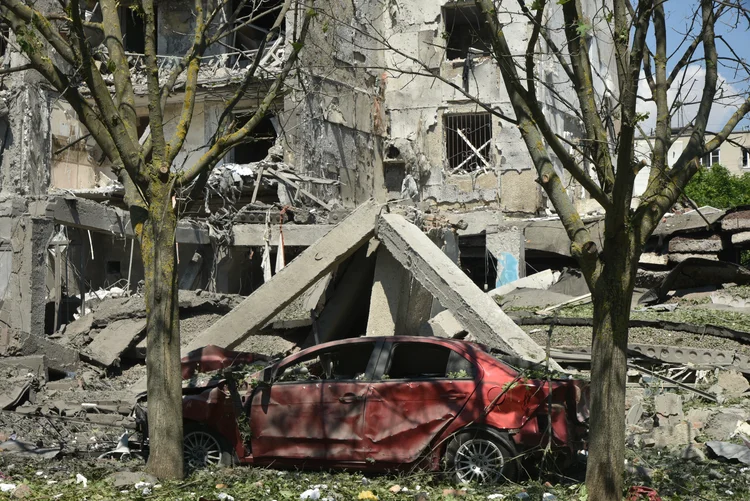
[585,241,636,501]
[140,180,184,480]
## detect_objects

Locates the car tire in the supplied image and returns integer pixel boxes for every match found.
[183,424,236,470]
[445,430,517,484]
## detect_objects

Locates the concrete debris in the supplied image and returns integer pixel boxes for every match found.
[0,328,79,374]
[704,410,750,441]
[84,318,146,368]
[488,269,557,297]
[708,370,750,401]
[0,356,48,380]
[0,380,32,410]
[419,310,467,339]
[495,289,578,311]
[706,441,750,465]
[669,253,719,263]
[639,258,750,305]
[711,292,750,308]
[655,393,684,426]
[625,397,644,427]
[668,235,723,253]
[720,209,750,232]
[547,268,590,296]
[106,472,159,489]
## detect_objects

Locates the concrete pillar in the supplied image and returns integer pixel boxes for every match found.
[485,225,525,289]
[365,246,403,337]
[0,216,54,336]
[366,245,434,337]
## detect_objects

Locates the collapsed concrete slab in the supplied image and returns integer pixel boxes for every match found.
[731,231,750,245]
[377,214,562,370]
[84,318,146,367]
[721,210,750,232]
[183,200,381,354]
[668,235,723,253]
[0,356,48,380]
[0,327,79,374]
[489,269,556,297]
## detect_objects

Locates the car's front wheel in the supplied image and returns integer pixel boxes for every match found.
[445,430,517,484]
[183,425,235,470]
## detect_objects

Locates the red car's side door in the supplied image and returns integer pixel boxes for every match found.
[362,341,479,463]
[249,340,380,461]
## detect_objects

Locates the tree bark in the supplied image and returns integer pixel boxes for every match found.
[585,239,636,501]
[139,178,184,480]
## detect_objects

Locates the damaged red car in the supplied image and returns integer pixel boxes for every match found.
[135,336,589,484]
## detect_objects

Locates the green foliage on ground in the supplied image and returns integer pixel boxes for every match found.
[0,455,747,501]
[684,164,750,208]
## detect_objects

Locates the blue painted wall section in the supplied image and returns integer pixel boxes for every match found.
[496,252,519,288]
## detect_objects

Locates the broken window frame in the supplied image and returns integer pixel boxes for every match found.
[442,2,493,61]
[444,112,493,173]
[230,112,278,164]
[273,342,377,383]
[229,0,285,67]
[118,3,155,55]
[380,342,477,381]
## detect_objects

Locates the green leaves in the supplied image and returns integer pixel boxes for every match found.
[576,21,592,37]
[685,163,750,209]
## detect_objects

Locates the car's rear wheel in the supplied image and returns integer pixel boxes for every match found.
[445,430,517,484]
[183,425,235,470]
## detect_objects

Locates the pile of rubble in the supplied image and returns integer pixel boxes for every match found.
[624,369,750,467]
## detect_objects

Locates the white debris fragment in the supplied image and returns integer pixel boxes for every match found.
[135,482,152,490]
[218,494,235,501]
[75,473,88,488]
[0,484,16,493]
[542,494,558,501]
[300,488,321,500]
[487,495,505,500]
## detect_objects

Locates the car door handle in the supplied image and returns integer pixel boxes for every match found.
[339,393,362,403]
[441,392,467,400]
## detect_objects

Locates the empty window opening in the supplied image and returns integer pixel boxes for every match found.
[231,0,283,66]
[701,149,720,167]
[384,161,406,198]
[119,5,156,54]
[743,148,749,168]
[276,343,375,382]
[106,261,122,275]
[445,113,492,172]
[232,114,277,164]
[443,3,492,61]
[385,343,475,380]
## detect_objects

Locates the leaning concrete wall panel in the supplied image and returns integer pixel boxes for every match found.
[378,214,560,369]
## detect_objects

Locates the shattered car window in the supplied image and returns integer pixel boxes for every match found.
[276,343,374,383]
[384,343,476,380]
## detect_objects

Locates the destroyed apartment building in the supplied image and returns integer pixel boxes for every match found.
[0,0,616,345]
[0,1,750,485]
